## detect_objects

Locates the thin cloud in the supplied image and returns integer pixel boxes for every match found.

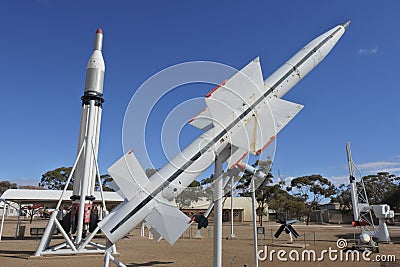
[358,47,378,55]
[356,161,400,175]
[328,175,349,186]
[13,177,40,186]
[357,161,399,169]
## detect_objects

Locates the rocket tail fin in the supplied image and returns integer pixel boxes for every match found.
[107,151,150,200]
[188,107,213,131]
[145,198,191,245]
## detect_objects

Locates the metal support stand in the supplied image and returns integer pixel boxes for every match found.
[0,199,7,241]
[104,240,126,267]
[230,176,235,239]
[15,203,21,238]
[251,178,259,267]
[76,99,96,244]
[288,232,293,244]
[213,155,223,267]
[34,142,110,256]
[212,148,231,267]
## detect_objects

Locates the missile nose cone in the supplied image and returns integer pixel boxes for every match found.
[94,28,103,51]
[341,20,351,30]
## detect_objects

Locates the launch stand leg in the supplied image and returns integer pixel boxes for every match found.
[0,199,7,241]
[230,176,235,239]
[104,241,126,267]
[213,155,223,267]
[212,148,231,267]
[251,178,259,267]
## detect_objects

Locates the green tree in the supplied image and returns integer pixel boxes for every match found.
[201,175,214,185]
[268,189,306,220]
[39,167,115,191]
[100,174,114,191]
[362,172,399,205]
[0,180,18,195]
[288,174,335,225]
[383,187,400,212]
[331,172,400,216]
[94,174,115,191]
[331,184,352,212]
[39,167,73,190]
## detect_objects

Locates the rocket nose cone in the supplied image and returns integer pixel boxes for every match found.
[94,28,103,51]
[341,20,351,30]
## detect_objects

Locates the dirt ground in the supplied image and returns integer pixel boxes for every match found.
[0,217,399,267]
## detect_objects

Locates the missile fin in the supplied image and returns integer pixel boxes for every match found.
[286,225,300,238]
[107,151,150,200]
[274,225,286,238]
[145,198,191,245]
[205,58,265,127]
[188,107,213,131]
[268,98,304,134]
[227,98,303,154]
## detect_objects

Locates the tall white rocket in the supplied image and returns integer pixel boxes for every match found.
[72,28,105,243]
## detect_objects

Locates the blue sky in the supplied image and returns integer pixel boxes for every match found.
[0,1,399,187]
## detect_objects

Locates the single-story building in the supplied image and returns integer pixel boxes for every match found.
[311,202,353,224]
[179,197,254,222]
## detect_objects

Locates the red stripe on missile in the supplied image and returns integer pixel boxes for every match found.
[205,80,227,98]
[256,135,277,155]
[188,107,207,123]
[229,152,249,169]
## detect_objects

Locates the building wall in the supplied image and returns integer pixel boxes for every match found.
[311,209,353,224]
[180,197,254,222]
[0,203,19,217]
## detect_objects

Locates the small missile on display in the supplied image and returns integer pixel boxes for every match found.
[98,21,350,245]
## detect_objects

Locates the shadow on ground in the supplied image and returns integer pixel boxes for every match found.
[0,249,34,259]
[127,261,174,266]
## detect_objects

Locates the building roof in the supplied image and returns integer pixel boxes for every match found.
[0,189,123,206]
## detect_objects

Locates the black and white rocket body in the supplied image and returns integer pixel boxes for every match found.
[71,29,105,243]
[34,29,108,257]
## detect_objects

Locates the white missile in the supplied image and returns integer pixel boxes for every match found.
[99,21,349,245]
[70,28,106,243]
[236,162,268,181]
